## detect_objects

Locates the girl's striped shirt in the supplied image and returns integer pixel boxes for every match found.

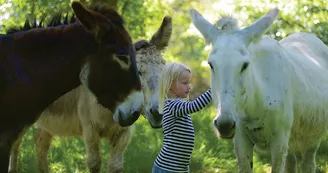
[154,89,211,172]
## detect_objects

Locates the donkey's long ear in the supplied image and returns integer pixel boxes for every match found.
[239,8,279,46]
[150,16,172,51]
[190,9,220,44]
[72,1,111,41]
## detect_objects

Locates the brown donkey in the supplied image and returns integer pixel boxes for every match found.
[9,16,171,173]
[0,2,143,172]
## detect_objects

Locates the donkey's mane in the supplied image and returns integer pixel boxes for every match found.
[135,39,165,64]
[214,13,239,30]
[5,3,124,34]
[134,40,152,51]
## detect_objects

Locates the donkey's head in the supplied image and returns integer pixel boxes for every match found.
[72,2,143,126]
[190,8,279,138]
[134,16,171,128]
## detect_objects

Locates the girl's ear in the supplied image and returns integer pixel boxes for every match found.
[170,80,177,89]
[168,86,175,97]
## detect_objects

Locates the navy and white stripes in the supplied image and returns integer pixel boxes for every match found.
[154,89,211,172]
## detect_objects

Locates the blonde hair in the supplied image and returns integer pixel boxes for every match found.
[158,62,191,114]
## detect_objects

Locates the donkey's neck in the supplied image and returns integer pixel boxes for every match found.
[4,24,95,79]
[242,66,258,114]
[243,38,289,116]
[13,24,95,60]
[0,24,95,120]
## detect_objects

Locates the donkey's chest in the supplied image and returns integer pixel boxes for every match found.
[240,117,270,149]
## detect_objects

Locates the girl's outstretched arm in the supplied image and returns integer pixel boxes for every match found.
[166,89,211,118]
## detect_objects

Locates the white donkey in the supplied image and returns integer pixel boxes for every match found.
[190,8,328,173]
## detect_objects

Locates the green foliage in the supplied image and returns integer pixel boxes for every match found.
[0,0,170,42]
[118,0,171,41]
[0,0,72,33]
[231,0,328,44]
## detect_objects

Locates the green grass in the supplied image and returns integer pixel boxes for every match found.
[17,107,328,173]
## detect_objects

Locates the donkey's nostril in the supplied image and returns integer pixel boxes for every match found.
[150,108,159,115]
[214,119,218,126]
[132,111,140,117]
[231,121,236,129]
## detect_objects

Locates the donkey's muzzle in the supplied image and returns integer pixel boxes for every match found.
[116,110,140,127]
[214,116,236,139]
[147,105,163,129]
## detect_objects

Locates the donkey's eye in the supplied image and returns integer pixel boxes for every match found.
[116,55,129,64]
[240,48,247,56]
[113,55,131,70]
[240,62,249,73]
[138,71,142,76]
[208,62,214,70]
[222,24,227,30]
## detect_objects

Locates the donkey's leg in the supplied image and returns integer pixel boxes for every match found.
[300,142,320,173]
[8,134,25,173]
[0,132,17,173]
[0,143,10,173]
[83,126,101,173]
[270,131,290,173]
[34,128,53,173]
[268,104,294,173]
[0,147,10,173]
[108,126,132,173]
[285,152,297,173]
[234,125,254,173]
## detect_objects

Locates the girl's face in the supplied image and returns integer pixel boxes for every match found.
[170,70,191,98]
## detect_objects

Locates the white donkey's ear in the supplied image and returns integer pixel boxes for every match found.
[190,9,220,44]
[239,8,280,46]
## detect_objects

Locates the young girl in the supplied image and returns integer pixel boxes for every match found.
[153,62,212,173]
